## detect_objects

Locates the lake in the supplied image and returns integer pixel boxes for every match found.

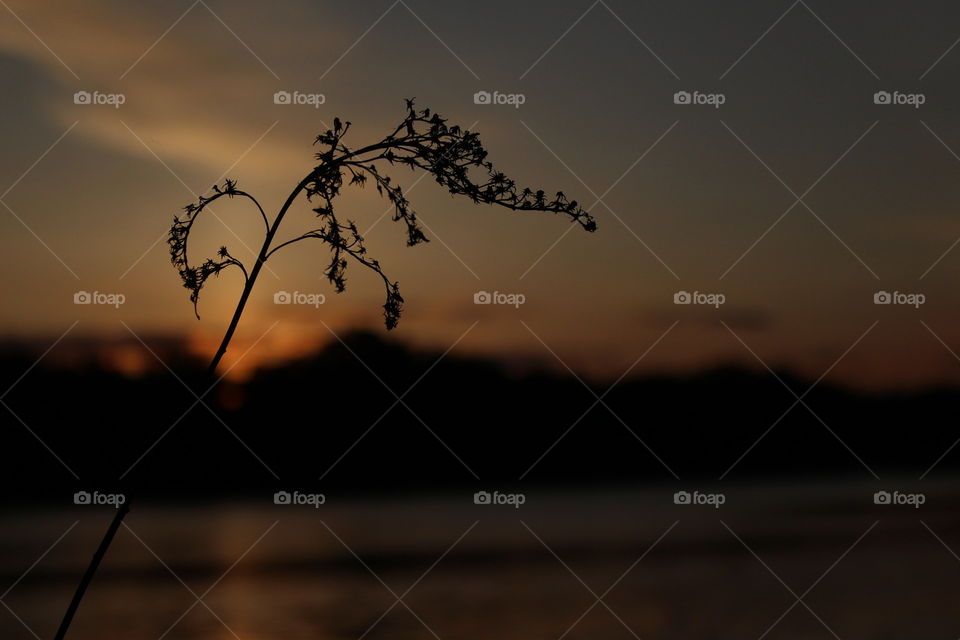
[1,479,957,639]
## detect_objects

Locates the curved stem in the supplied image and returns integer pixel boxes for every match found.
[264,231,325,259]
[234,190,271,233]
[176,189,264,307]
[222,254,249,283]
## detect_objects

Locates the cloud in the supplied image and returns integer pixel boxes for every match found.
[0,1,324,178]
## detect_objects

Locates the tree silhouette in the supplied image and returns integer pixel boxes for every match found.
[54,99,595,639]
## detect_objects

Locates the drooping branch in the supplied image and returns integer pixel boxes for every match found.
[268,221,404,329]
[168,179,262,318]
[170,99,596,332]
[321,99,597,231]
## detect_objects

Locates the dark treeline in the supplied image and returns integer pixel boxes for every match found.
[0,331,954,500]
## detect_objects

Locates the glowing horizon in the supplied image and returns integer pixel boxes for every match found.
[2,1,960,391]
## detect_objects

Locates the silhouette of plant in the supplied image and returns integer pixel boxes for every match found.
[54,100,595,640]
[169,99,596,373]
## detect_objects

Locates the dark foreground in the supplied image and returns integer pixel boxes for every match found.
[2,480,958,640]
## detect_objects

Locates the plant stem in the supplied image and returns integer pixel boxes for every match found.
[206,255,265,375]
[207,171,314,374]
[54,170,318,640]
[53,500,130,640]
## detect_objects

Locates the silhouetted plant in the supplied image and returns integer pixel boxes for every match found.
[54,100,595,640]
[170,99,596,373]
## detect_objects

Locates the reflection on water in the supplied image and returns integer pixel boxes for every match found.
[2,481,959,639]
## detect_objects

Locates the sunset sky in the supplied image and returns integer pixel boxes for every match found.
[3,0,960,388]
